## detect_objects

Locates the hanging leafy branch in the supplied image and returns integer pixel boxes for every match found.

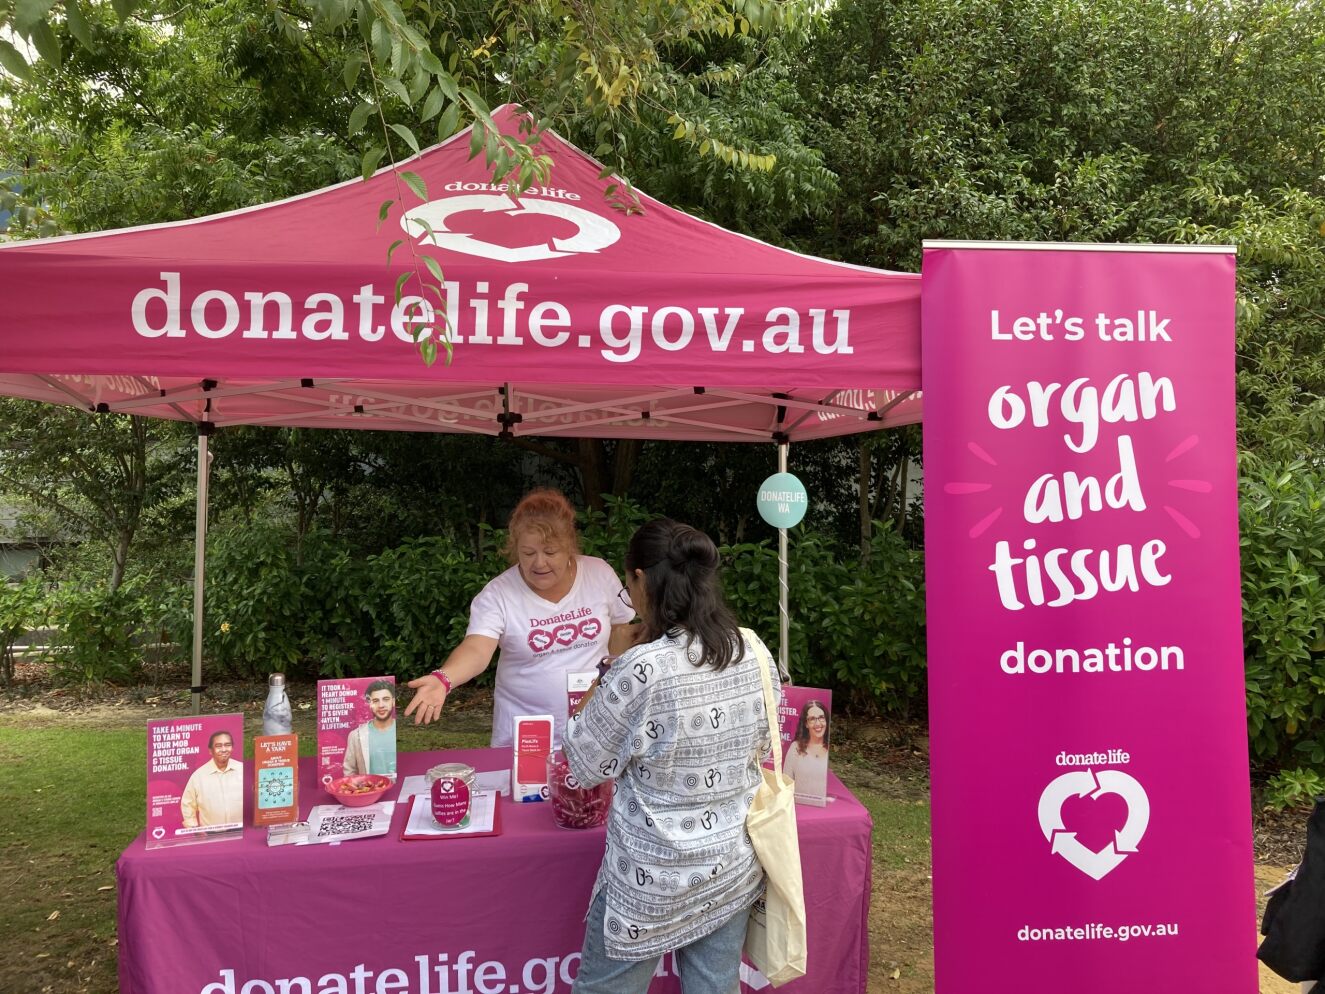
[3,0,820,179]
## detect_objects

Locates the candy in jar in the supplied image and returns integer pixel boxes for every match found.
[547,749,611,829]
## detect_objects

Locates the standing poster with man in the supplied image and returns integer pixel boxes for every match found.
[145,713,245,849]
[316,676,397,785]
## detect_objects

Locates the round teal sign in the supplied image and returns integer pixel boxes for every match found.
[757,473,809,529]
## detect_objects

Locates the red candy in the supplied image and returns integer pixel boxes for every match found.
[547,753,612,829]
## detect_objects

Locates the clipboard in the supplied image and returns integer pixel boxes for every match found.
[399,791,503,840]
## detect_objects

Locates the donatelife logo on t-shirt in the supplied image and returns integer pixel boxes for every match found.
[525,607,602,655]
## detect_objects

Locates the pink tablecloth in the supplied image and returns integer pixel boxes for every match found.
[116,748,871,994]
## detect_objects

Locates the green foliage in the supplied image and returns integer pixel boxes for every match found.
[48,580,152,685]
[1,0,823,292]
[576,496,652,567]
[0,576,48,684]
[184,524,361,679]
[795,0,1325,270]
[142,503,930,715]
[0,0,361,235]
[824,524,927,707]
[1240,458,1325,770]
[1262,767,1325,812]
[723,521,926,714]
[0,400,194,592]
[1175,183,1325,463]
[358,535,505,676]
[183,523,502,681]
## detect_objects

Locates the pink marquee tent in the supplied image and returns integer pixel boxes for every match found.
[0,104,922,705]
[0,104,920,438]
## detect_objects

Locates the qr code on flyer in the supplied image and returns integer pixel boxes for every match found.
[316,813,377,838]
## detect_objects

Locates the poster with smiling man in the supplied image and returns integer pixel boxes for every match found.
[146,713,245,849]
[317,676,397,785]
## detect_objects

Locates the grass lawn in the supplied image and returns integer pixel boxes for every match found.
[0,685,936,994]
[1,725,138,994]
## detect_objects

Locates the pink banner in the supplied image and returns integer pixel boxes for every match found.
[921,244,1253,992]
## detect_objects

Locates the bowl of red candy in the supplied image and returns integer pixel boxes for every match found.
[327,774,393,807]
[547,750,612,829]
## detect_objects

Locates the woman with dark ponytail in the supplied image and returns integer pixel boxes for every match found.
[563,518,780,994]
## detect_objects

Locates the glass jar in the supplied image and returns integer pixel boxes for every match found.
[427,763,476,829]
[547,750,612,830]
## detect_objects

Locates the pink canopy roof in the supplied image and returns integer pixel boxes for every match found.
[0,105,921,442]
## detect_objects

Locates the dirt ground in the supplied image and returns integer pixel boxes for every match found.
[0,676,1313,994]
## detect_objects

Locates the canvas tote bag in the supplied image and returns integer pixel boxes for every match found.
[741,628,808,986]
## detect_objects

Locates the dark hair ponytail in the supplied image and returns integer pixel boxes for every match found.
[626,518,741,671]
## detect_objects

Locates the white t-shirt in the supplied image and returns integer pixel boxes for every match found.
[468,555,633,748]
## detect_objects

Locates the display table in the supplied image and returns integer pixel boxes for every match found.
[117,748,871,994]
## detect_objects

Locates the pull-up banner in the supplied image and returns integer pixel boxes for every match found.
[921,242,1253,993]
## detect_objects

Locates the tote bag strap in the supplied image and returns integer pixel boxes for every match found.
[741,627,783,776]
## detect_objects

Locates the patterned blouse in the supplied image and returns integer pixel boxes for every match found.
[563,627,780,960]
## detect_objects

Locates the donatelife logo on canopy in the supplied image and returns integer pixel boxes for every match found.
[402,190,622,263]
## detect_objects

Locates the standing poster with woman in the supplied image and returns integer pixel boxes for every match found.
[777,688,833,806]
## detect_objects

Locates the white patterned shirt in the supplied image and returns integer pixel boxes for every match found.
[564,628,779,960]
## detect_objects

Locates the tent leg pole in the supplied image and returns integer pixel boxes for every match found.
[777,441,790,682]
[191,426,212,716]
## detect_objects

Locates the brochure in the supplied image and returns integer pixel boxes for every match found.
[146,713,245,849]
[511,714,554,802]
[772,687,833,806]
[567,670,596,719]
[316,676,397,788]
[266,822,310,847]
[304,801,395,844]
[253,734,299,827]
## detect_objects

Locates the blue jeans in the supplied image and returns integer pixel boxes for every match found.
[571,891,749,994]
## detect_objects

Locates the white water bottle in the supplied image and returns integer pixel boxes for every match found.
[262,673,292,736]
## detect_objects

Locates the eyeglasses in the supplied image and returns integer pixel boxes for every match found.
[617,586,633,610]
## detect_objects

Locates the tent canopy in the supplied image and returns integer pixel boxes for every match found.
[0,105,921,442]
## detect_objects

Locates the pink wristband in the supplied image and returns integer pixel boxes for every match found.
[431,670,453,694]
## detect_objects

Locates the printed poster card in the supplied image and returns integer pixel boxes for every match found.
[253,734,299,827]
[316,676,397,788]
[146,713,245,849]
[771,687,833,806]
[305,801,394,845]
[567,670,596,720]
[511,713,554,802]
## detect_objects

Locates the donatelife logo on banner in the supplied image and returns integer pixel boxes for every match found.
[921,243,1254,993]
